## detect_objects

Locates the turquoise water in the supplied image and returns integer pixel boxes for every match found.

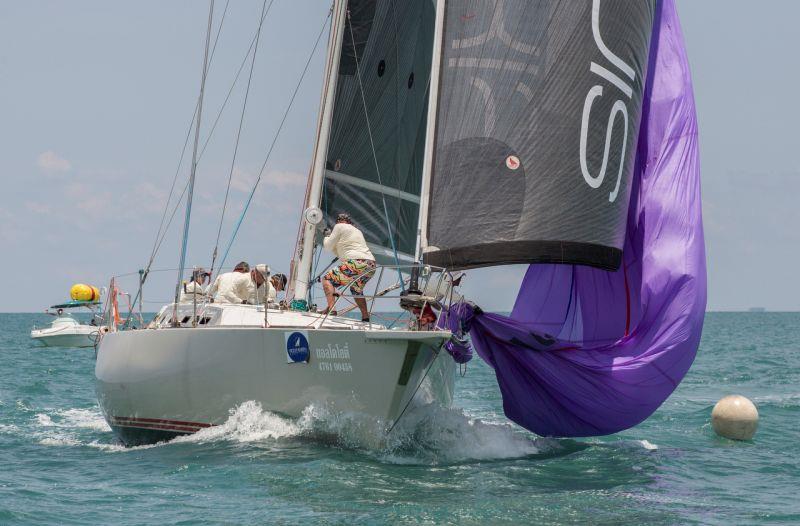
[1,312,798,525]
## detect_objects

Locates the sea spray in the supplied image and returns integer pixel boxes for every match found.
[171,400,552,465]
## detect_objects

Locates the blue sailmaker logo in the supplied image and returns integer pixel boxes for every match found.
[286,331,310,363]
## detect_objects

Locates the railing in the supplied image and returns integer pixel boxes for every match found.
[100,263,462,333]
[314,263,459,330]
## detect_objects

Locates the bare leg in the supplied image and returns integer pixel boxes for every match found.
[322,279,336,312]
[354,297,369,320]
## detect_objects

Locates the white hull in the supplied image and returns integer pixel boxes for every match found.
[96,320,455,445]
[31,319,98,348]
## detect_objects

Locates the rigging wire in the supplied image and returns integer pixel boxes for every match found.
[197,3,277,162]
[216,8,332,272]
[386,350,440,435]
[127,0,280,325]
[125,0,229,329]
[344,9,404,286]
[144,0,273,277]
[172,0,216,319]
[210,0,273,277]
[144,0,231,276]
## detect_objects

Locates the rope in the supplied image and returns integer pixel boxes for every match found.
[386,349,440,435]
[210,0,273,277]
[173,0,216,317]
[197,2,276,161]
[126,0,230,328]
[140,0,230,275]
[345,10,403,287]
[217,9,332,272]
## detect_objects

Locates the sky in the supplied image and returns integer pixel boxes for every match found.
[1,0,798,312]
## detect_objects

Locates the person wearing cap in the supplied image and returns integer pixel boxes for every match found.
[179,268,211,303]
[247,264,288,305]
[320,212,375,321]
[269,273,288,302]
[207,261,252,304]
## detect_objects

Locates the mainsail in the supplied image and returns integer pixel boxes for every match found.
[320,0,435,264]
[422,0,656,271]
[440,0,706,437]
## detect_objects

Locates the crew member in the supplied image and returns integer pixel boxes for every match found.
[207,261,252,303]
[320,213,375,321]
[248,265,288,305]
[180,268,210,303]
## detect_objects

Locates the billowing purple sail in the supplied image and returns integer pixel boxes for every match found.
[445,0,706,437]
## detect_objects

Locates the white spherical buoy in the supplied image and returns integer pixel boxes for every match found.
[711,395,759,441]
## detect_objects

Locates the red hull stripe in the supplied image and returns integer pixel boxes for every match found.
[112,421,199,433]
[110,416,214,434]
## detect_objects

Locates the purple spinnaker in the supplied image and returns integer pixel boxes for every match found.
[445,0,706,437]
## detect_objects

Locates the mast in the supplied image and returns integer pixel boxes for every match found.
[415,0,445,262]
[289,0,348,306]
[173,0,215,321]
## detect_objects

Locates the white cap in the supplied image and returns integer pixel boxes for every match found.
[255,264,270,275]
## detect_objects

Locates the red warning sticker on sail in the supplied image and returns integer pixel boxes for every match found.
[505,155,520,170]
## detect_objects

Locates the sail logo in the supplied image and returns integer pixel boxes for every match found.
[579,0,636,203]
[284,331,310,364]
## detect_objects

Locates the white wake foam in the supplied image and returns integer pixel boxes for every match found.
[168,400,548,464]
[35,407,110,432]
[33,407,111,446]
[173,400,303,444]
[26,401,552,463]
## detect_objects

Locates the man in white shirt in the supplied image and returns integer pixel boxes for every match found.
[179,268,210,303]
[207,261,252,304]
[320,213,376,321]
[247,265,288,305]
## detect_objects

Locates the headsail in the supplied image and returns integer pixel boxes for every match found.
[441,0,706,437]
[422,0,656,271]
[320,0,436,264]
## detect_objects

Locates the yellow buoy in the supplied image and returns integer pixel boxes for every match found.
[711,395,759,441]
[70,283,100,302]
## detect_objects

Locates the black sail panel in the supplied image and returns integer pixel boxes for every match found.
[322,0,435,263]
[424,0,656,271]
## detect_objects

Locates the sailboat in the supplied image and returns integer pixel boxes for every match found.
[96,0,705,445]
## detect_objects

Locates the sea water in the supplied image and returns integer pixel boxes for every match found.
[0,312,798,525]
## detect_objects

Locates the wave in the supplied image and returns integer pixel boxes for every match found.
[172,400,551,464]
[35,408,111,432]
[25,401,559,463]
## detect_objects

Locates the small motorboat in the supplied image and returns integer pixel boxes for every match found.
[31,284,103,348]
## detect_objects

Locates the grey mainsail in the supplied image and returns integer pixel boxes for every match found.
[321,0,436,264]
[423,0,656,271]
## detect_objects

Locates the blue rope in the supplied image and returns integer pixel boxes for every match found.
[216,9,332,273]
[217,185,257,272]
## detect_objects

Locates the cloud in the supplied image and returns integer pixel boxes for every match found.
[36,150,72,173]
[264,170,306,189]
[133,182,168,213]
[64,182,112,222]
[25,201,52,215]
[230,167,306,193]
[0,207,21,243]
[230,167,255,193]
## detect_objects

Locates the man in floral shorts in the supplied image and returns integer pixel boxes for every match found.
[320,213,376,321]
